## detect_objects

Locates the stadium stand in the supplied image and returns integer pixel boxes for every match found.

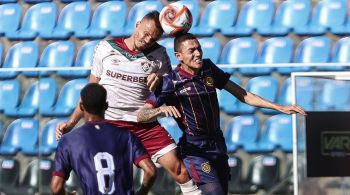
[0,159,20,194]
[217,76,241,114]
[0,79,20,114]
[39,118,67,156]
[0,118,39,156]
[198,37,221,63]
[0,3,22,36]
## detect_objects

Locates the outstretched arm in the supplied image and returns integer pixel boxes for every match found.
[56,75,101,139]
[137,103,181,123]
[224,80,306,115]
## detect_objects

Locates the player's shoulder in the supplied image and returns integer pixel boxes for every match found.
[144,42,167,56]
[202,59,215,67]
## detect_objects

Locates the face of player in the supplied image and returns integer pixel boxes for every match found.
[176,39,203,74]
[134,19,162,51]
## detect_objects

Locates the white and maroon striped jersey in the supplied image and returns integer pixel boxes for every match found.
[91,38,171,122]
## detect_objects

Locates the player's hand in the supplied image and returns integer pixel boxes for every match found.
[56,122,74,140]
[147,73,161,92]
[279,105,306,115]
[159,106,181,118]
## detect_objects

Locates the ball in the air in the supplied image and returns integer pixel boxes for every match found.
[159,2,193,36]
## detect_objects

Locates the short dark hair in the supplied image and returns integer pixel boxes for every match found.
[174,33,197,52]
[80,83,107,115]
[141,11,164,34]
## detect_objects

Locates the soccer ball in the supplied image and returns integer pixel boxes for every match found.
[159,2,193,36]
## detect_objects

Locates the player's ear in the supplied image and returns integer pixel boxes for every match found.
[175,52,182,61]
[104,102,108,111]
[79,102,85,112]
[136,21,141,28]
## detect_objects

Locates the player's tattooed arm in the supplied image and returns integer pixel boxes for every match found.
[137,103,181,122]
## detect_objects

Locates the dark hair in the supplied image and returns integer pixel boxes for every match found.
[141,11,164,34]
[174,33,197,52]
[80,83,107,115]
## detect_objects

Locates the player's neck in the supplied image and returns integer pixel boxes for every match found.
[180,64,199,75]
[84,114,105,123]
[124,37,138,52]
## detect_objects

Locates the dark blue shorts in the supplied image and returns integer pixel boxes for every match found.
[179,132,230,191]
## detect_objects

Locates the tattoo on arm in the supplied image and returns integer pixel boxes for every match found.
[137,107,161,122]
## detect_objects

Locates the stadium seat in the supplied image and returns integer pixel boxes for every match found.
[14,159,54,195]
[0,41,39,79]
[36,41,75,77]
[6,3,58,40]
[259,0,311,36]
[236,76,278,114]
[0,118,39,156]
[191,0,237,36]
[158,116,182,143]
[292,36,331,73]
[41,78,87,116]
[198,37,221,63]
[258,37,294,75]
[279,77,314,111]
[41,2,91,40]
[315,79,350,111]
[39,118,68,155]
[58,40,99,77]
[23,0,52,4]
[0,4,22,36]
[224,115,260,153]
[228,156,244,194]
[295,0,347,35]
[0,0,16,3]
[4,78,57,117]
[0,79,20,113]
[0,159,20,194]
[0,43,3,66]
[217,76,240,114]
[245,155,280,191]
[75,1,127,39]
[221,0,274,36]
[329,36,349,70]
[111,1,163,37]
[220,37,257,75]
[0,121,3,140]
[158,38,178,65]
[248,114,293,153]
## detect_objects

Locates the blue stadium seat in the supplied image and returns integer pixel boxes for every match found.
[293,36,331,72]
[75,1,127,39]
[259,0,311,36]
[58,40,99,77]
[6,3,58,40]
[0,159,20,194]
[198,37,221,63]
[0,43,3,66]
[259,37,293,75]
[176,0,200,32]
[248,114,293,153]
[0,121,3,139]
[0,119,39,156]
[191,0,237,36]
[315,79,350,111]
[329,36,349,70]
[158,38,178,65]
[4,78,57,117]
[0,4,22,36]
[36,41,75,77]
[220,38,257,75]
[111,1,163,37]
[236,76,278,114]
[60,0,87,4]
[39,118,68,155]
[158,117,181,143]
[278,77,314,111]
[221,0,274,36]
[0,79,20,113]
[0,0,16,3]
[227,156,243,194]
[0,41,39,79]
[23,0,52,4]
[41,78,87,116]
[217,76,240,114]
[224,115,260,153]
[295,0,347,35]
[41,2,91,40]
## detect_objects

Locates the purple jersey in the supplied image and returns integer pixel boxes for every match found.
[53,121,149,195]
[147,59,230,137]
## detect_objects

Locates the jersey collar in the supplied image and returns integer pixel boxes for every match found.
[176,65,202,78]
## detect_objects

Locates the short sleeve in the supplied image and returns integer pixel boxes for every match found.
[90,41,105,78]
[157,49,172,76]
[130,133,150,166]
[205,59,230,89]
[53,138,72,180]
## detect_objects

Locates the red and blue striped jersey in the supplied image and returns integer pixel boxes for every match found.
[53,121,149,195]
[147,59,230,136]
